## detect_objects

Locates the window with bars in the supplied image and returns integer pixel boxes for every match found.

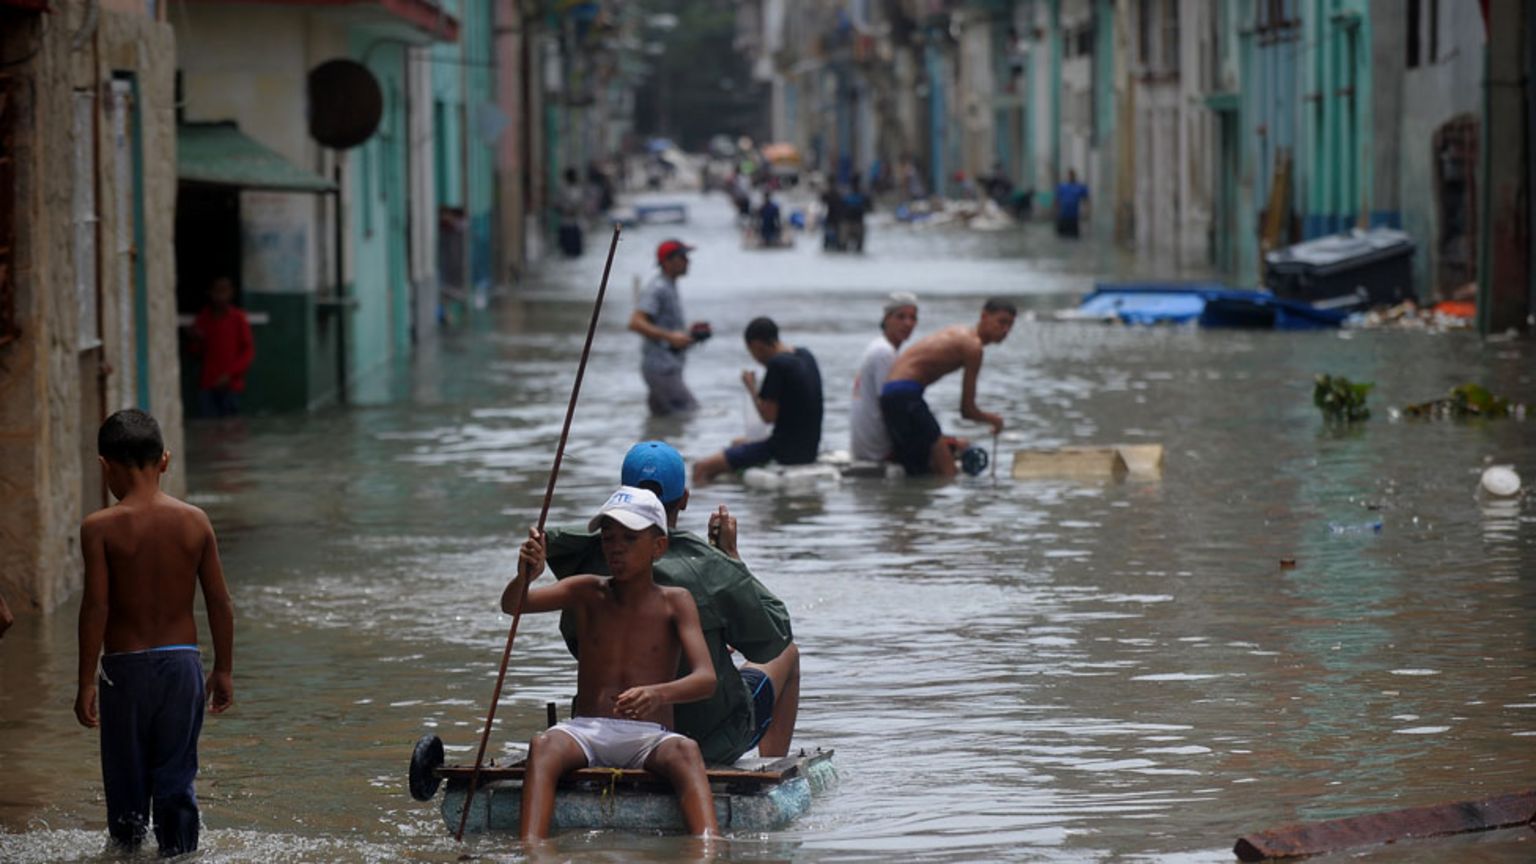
[1160,0,1179,72]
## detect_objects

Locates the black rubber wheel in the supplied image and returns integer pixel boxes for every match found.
[408,734,445,801]
[961,446,990,477]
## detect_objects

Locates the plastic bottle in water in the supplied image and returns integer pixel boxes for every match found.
[1329,519,1383,535]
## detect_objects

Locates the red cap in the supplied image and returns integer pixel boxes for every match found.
[656,239,694,264]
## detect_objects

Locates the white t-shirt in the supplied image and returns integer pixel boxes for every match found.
[850,336,898,461]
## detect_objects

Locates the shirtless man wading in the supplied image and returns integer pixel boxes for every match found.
[879,298,1017,478]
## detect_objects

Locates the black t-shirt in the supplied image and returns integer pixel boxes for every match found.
[760,347,823,465]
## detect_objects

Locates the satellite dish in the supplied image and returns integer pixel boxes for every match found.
[307,59,382,150]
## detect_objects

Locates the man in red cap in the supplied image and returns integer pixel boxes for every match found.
[629,239,710,415]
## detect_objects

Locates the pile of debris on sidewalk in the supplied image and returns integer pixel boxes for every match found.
[1346,297,1475,331]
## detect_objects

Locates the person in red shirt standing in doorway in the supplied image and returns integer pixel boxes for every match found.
[189,277,254,417]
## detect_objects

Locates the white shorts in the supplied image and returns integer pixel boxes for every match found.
[547,716,686,769]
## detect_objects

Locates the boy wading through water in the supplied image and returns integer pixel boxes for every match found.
[505,487,719,840]
[75,408,236,855]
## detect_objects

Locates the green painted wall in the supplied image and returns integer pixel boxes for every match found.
[1092,0,1114,235]
[242,292,312,412]
[1301,0,1371,235]
[433,0,498,290]
[349,35,411,385]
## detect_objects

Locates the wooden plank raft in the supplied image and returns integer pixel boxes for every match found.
[436,751,823,792]
[1233,789,1536,861]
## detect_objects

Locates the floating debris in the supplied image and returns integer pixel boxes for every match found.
[1399,383,1527,419]
[1479,466,1522,498]
[1314,374,1373,422]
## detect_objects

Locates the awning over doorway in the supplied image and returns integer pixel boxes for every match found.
[177,123,336,193]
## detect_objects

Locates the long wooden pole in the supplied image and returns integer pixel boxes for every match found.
[454,224,622,842]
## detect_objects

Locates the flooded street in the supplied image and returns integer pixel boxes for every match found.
[4,195,1536,863]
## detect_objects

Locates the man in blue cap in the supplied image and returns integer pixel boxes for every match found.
[542,441,801,765]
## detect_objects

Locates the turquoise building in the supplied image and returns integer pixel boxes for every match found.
[1235,1,1396,279]
[432,0,499,310]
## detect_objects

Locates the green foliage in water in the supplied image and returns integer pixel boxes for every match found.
[1314,374,1373,422]
[1401,383,1519,419]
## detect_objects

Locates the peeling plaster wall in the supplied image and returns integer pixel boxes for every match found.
[0,3,181,613]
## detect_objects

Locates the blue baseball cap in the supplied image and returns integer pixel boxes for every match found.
[621,441,686,503]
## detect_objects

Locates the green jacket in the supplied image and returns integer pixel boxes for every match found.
[545,527,793,765]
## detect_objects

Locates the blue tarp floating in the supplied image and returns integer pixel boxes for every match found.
[1077,283,1351,330]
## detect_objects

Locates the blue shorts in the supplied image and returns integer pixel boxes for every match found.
[724,439,775,471]
[740,666,775,750]
[98,647,204,855]
[879,380,941,476]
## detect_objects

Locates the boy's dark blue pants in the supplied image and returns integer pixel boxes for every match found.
[99,648,205,855]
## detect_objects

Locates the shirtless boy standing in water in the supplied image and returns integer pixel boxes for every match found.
[76,408,235,856]
[880,298,1017,477]
[505,487,718,840]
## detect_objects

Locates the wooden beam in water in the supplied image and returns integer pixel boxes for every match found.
[436,752,829,791]
[1009,444,1164,481]
[1011,447,1128,479]
[1233,789,1536,861]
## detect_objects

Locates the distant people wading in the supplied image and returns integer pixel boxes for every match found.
[850,293,919,463]
[1054,169,1089,239]
[758,191,782,248]
[558,167,585,257]
[693,317,823,485]
[630,239,710,416]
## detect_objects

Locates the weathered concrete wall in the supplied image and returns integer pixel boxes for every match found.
[173,5,338,297]
[0,2,181,613]
[1398,1,1485,299]
[956,11,993,179]
[1481,0,1531,334]
[1114,0,1215,267]
[100,11,185,496]
[1059,0,1095,191]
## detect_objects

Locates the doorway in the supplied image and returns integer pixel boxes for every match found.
[1432,115,1478,298]
[174,183,241,409]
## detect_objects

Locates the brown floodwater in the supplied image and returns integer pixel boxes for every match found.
[3,194,1535,863]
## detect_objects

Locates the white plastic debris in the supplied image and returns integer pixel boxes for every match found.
[1479,465,1522,497]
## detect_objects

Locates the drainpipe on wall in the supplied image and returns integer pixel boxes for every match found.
[333,159,348,404]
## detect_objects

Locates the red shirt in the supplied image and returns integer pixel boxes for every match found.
[192,306,255,392]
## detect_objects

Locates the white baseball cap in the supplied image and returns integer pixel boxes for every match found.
[588,486,668,533]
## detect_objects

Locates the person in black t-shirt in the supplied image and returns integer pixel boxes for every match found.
[692,317,823,485]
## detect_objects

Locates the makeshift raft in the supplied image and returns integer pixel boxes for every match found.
[741,462,843,492]
[409,735,836,834]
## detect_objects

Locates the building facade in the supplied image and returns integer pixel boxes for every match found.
[0,0,184,612]
[739,0,1529,330]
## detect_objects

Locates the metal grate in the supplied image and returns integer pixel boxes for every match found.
[0,70,22,348]
[1433,115,1479,297]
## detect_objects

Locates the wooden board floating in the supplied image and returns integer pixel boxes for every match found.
[437,752,815,791]
[1011,444,1164,480]
[1233,789,1536,861]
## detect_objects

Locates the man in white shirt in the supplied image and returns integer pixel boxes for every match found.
[849,292,918,462]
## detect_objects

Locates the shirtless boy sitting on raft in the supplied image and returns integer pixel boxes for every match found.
[879,297,1016,477]
[504,487,718,840]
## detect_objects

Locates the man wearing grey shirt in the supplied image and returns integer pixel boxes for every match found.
[629,239,709,415]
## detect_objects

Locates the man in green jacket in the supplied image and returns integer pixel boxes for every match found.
[544,441,801,766]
